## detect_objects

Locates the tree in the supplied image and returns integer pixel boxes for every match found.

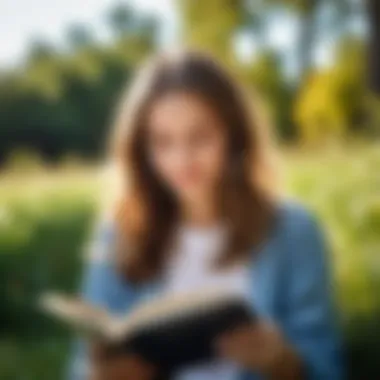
[296,0,318,79]
[294,37,366,143]
[252,0,356,83]
[243,50,294,138]
[66,24,95,51]
[0,4,160,164]
[107,3,134,38]
[366,0,380,94]
[27,39,56,63]
[175,0,245,64]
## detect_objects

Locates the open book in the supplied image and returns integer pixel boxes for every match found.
[40,289,254,370]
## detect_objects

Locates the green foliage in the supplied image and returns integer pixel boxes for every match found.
[0,1,373,164]
[66,24,95,51]
[107,3,135,37]
[177,0,245,64]
[0,5,157,165]
[0,202,90,379]
[0,170,99,379]
[294,38,366,143]
[242,51,295,138]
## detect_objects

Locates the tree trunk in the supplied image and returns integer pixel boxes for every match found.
[367,0,380,94]
[297,0,318,83]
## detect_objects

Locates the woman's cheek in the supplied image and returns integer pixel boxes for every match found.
[153,153,180,186]
[197,143,226,183]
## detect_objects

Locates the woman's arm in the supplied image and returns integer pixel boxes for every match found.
[216,321,305,379]
[216,206,344,380]
[280,207,344,380]
[67,221,139,380]
[263,339,305,379]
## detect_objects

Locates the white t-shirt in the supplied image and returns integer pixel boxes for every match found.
[163,224,251,380]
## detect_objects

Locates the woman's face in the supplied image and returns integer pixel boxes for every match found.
[146,92,227,202]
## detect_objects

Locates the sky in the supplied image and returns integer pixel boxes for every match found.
[0,0,359,72]
[0,0,176,68]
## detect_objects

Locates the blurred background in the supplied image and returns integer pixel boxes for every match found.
[0,0,379,379]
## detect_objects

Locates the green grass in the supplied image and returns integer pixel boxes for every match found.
[0,168,100,379]
[1,146,379,379]
[285,145,380,315]
[284,145,380,378]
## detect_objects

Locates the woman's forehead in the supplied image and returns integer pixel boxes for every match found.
[147,92,222,132]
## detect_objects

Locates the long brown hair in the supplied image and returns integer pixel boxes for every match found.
[109,50,277,283]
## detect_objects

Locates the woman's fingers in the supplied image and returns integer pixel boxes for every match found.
[89,341,111,362]
[99,354,154,379]
[214,321,284,370]
[89,343,157,380]
[215,323,255,363]
[216,323,258,350]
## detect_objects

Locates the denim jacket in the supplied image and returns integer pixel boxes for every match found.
[68,201,344,380]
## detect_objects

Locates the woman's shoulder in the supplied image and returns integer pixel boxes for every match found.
[274,198,326,250]
[276,198,321,230]
[85,218,117,263]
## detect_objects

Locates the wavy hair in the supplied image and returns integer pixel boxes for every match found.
[109,50,277,283]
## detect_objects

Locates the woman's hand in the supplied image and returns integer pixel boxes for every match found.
[215,322,304,380]
[89,343,157,380]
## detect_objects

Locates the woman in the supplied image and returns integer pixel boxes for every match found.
[69,51,343,380]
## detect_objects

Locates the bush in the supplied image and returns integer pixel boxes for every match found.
[0,172,98,379]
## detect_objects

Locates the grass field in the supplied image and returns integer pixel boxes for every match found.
[1,145,380,379]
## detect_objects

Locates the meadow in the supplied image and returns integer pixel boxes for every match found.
[0,145,379,379]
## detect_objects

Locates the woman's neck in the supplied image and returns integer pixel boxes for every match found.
[180,193,219,228]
